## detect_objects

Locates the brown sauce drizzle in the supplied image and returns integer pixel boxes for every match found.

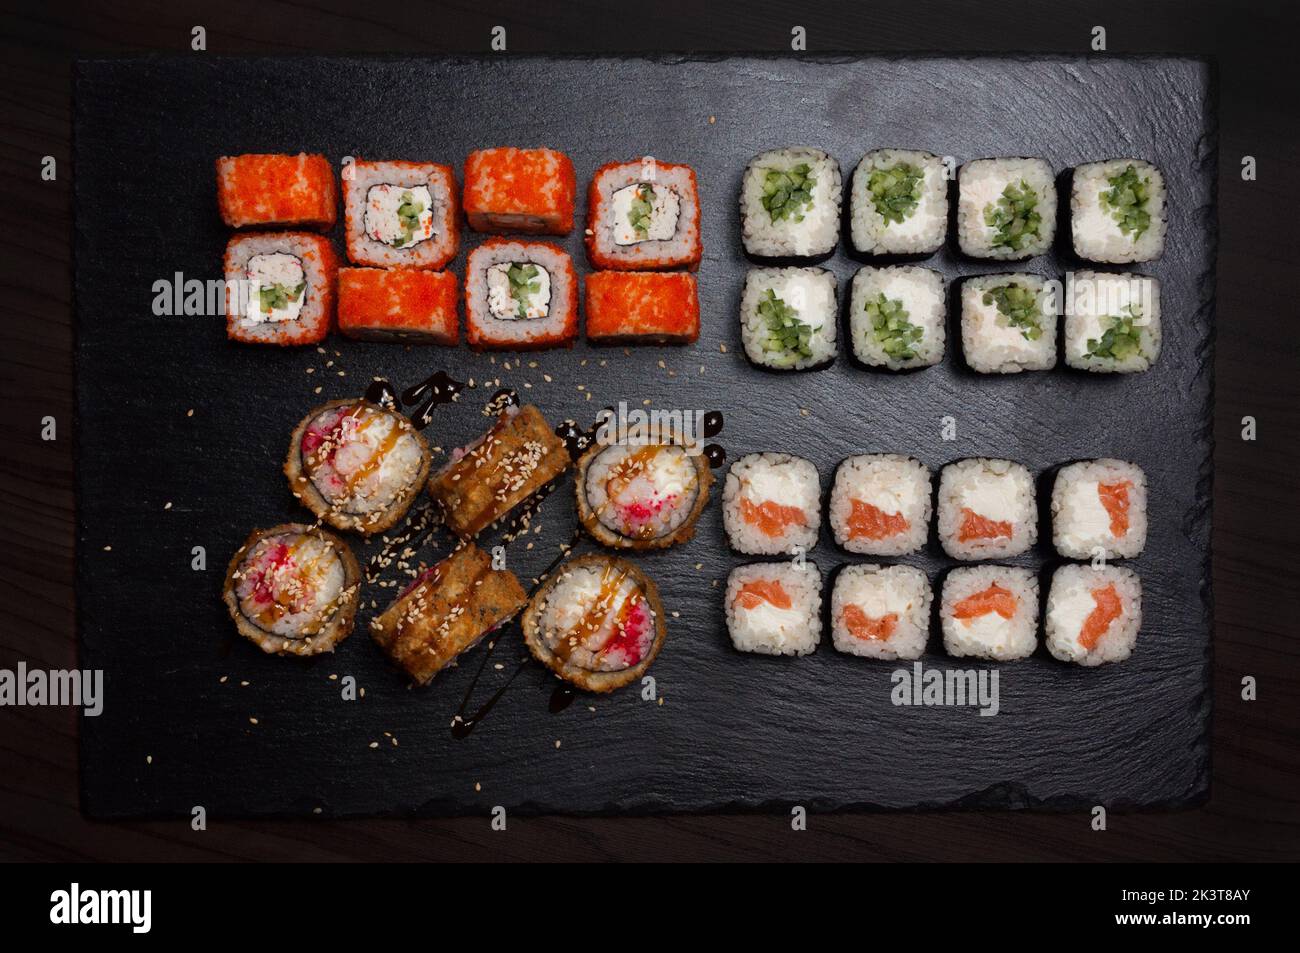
[402,371,464,430]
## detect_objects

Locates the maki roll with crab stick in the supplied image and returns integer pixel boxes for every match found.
[465,239,578,350]
[584,271,700,345]
[216,152,336,230]
[223,232,338,346]
[285,398,431,535]
[522,554,666,693]
[343,159,459,269]
[371,542,527,685]
[427,404,571,539]
[575,437,712,550]
[338,267,459,344]
[222,523,361,656]
[585,158,702,270]
[463,147,576,235]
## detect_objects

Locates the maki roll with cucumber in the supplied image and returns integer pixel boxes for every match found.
[343,159,459,270]
[1070,159,1166,263]
[848,265,946,370]
[739,267,838,370]
[740,147,841,258]
[960,273,1057,373]
[1064,271,1161,373]
[465,239,578,349]
[849,149,948,256]
[586,158,702,271]
[957,157,1057,260]
[223,232,338,346]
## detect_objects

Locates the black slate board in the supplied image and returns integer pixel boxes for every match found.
[74,55,1215,818]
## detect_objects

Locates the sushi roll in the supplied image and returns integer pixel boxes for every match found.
[465,239,578,350]
[1045,564,1142,666]
[1051,459,1147,559]
[957,157,1057,260]
[222,523,360,656]
[849,149,948,256]
[830,564,932,660]
[585,271,700,345]
[848,266,946,370]
[960,273,1057,373]
[937,458,1037,560]
[216,153,336,230]
[1071,159,1166,263]
[723,452,820,555]
[463,147,576,235]
[739,147,842,258]
[941,566,1039,661]
[725,561,822,656]
[285,398,431,535]
[427,404,572,540]
[338,267,458,344]
[739,267,838,370]
[522,554,666,693]
[223,232,339,346]
[1064,271,1161,373]
[586,159,702,271]
[370,542,527,685]
[343,159,459,270]
[828,454,931,556]
[575,438,712,550]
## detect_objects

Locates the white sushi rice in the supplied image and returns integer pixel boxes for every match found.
[957,157,1057,260]
[1064,271,1162,373]
[937,458,1037,560]
[465,240,574,347]
[941,565,1039,661]
[1071,159,1167,263]
[1050,458,1147,559]
[723,452,821,555]
[588,160,701,268]
[848,266,946,370]
[1045,564,1142,666]
[960,273,1058,373]
[828,454,931,555]
[740,267,838,370]
[740,147,842,258]
[725,561,822,656]
[344,160,458,269]
[830,564,932,660]
[849,149,948,255]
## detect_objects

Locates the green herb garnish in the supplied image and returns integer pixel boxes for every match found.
[1086,305,1143,360]
[260,281,306,314]
[757,289,815,363]
[507,263,542,318]
[761,164,816,224]
[983,180,1042,251]
[865,293,923,360]
[393,190,424,247]
[982,282,1043,341]
[1099,165,1151,239]
[629,183,656,238]
[868,163,924,225]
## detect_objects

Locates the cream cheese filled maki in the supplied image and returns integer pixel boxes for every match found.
[723,452,821,555]
[739,267,838,370]
[957,157,1057,260]
[740,147,842,258]
[960,273,1058,373]
[1070,159,1166,263]
[1045,564,1142,666]
[343,159,459,270]
[937,458,1037,560]
[576,439,712,550]
[522,554,666,693]
[849,149,948,256]
[1050,459,1147,559]
[285,398,430,535]
[725,561,822,656]
[586,159,702,270]
[828,454,931,556]
[941,566,1039,661]
[848,266,946,370]
[830,564,932,660]
[222,523,361,656]
[1065,271,1162,373]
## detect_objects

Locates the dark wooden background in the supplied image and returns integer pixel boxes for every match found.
[1,0,1296,861]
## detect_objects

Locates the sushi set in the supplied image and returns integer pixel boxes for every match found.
[75,55,1214,817]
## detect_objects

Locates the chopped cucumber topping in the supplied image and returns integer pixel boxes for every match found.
[260,281,306,314]
[982,282,1043,341]
[865,293,924,360]
[629,183,656,238]
[761,164,816,224]
[1086,305,1144,360]
[757,289,815,364]
[393,190,425,247]
[868,163,924,225]
[507,263,541,319]
[983,180,1042,251]
[1099,165,1152,239]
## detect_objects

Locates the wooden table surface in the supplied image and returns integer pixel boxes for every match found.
[1,0,1296,861]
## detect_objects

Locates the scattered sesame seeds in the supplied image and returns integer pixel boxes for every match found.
[164,502,172,510]
[708,115,716,124]
[249,717,259,725]
[554,739,562,749]
[102,545,111,552]
[475,781,482,791]
[369,741,379,749]
[146,755,152,764]
[719,344,728,353]
[186,408,194,417]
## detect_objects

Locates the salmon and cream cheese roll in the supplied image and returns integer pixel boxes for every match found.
[937,458,1037,560]
[1045,564,1142,666]
[223,523,361,656]
[940,566,1039,661]
[576,439,712,550]
[830,564,932,660]
[523,554,666,692]
[1051,459,1147,559]
[285,399,431,535]
[725,561,822,656]
[723,452,821,555]
[829,454,931,556]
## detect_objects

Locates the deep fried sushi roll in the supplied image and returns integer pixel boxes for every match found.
[223,523,361,656]
[370,542,527,685]
[522,554,666,693]
[216,153,337,230]
[575,439,712,550]
[285,398,431,535]
[427,404,571,539]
